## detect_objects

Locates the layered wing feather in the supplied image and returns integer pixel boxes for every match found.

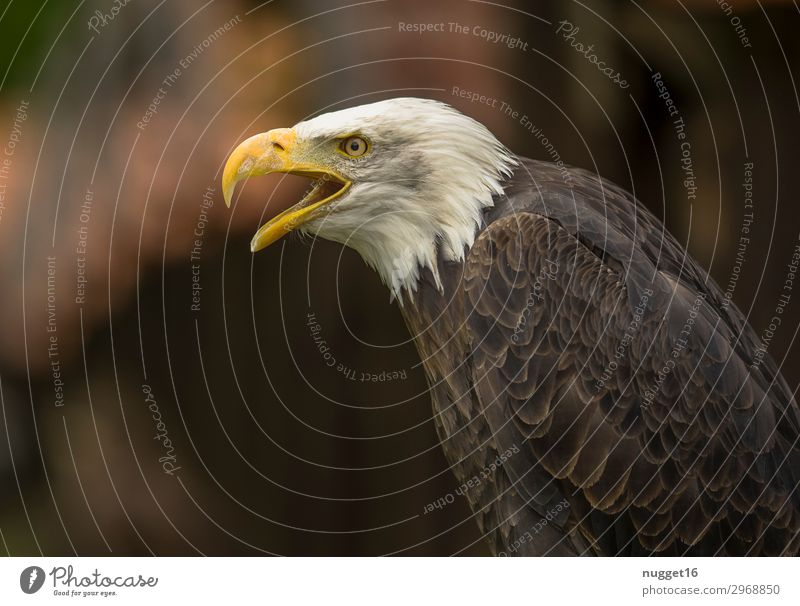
[463,159,800,555]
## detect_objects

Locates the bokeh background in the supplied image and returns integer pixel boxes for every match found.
[1,0,799,555]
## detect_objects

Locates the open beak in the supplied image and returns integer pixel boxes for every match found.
[222,128,351,252]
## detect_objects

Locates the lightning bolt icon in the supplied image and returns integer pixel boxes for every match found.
[28,569,38,589]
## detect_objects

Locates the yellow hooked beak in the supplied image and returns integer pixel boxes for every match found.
[222,128,351,252]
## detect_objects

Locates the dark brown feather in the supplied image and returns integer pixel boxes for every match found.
[402,159,800,556]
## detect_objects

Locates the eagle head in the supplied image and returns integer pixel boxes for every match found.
[222,97,516,298]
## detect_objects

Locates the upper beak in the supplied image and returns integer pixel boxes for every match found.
[222,128,350,252]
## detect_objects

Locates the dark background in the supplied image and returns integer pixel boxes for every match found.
[0,0,799,555]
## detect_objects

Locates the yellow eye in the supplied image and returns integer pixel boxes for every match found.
[341,136,368,157]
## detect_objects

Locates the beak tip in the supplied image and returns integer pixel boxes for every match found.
[250,230,276,253]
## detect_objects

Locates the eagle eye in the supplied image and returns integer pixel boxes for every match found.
[340,136,368,157]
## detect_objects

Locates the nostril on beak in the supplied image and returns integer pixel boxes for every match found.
[266,129,294,155]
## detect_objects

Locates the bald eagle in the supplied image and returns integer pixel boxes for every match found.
[223,98,800,556]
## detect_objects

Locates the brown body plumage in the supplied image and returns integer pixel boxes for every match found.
[403,158,800,556]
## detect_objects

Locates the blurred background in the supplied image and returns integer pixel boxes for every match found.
[0,0,799,555]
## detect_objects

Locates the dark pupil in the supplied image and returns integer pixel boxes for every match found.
[350,141,359,151]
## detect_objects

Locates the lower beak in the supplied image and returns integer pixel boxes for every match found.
[222,128,350,252]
